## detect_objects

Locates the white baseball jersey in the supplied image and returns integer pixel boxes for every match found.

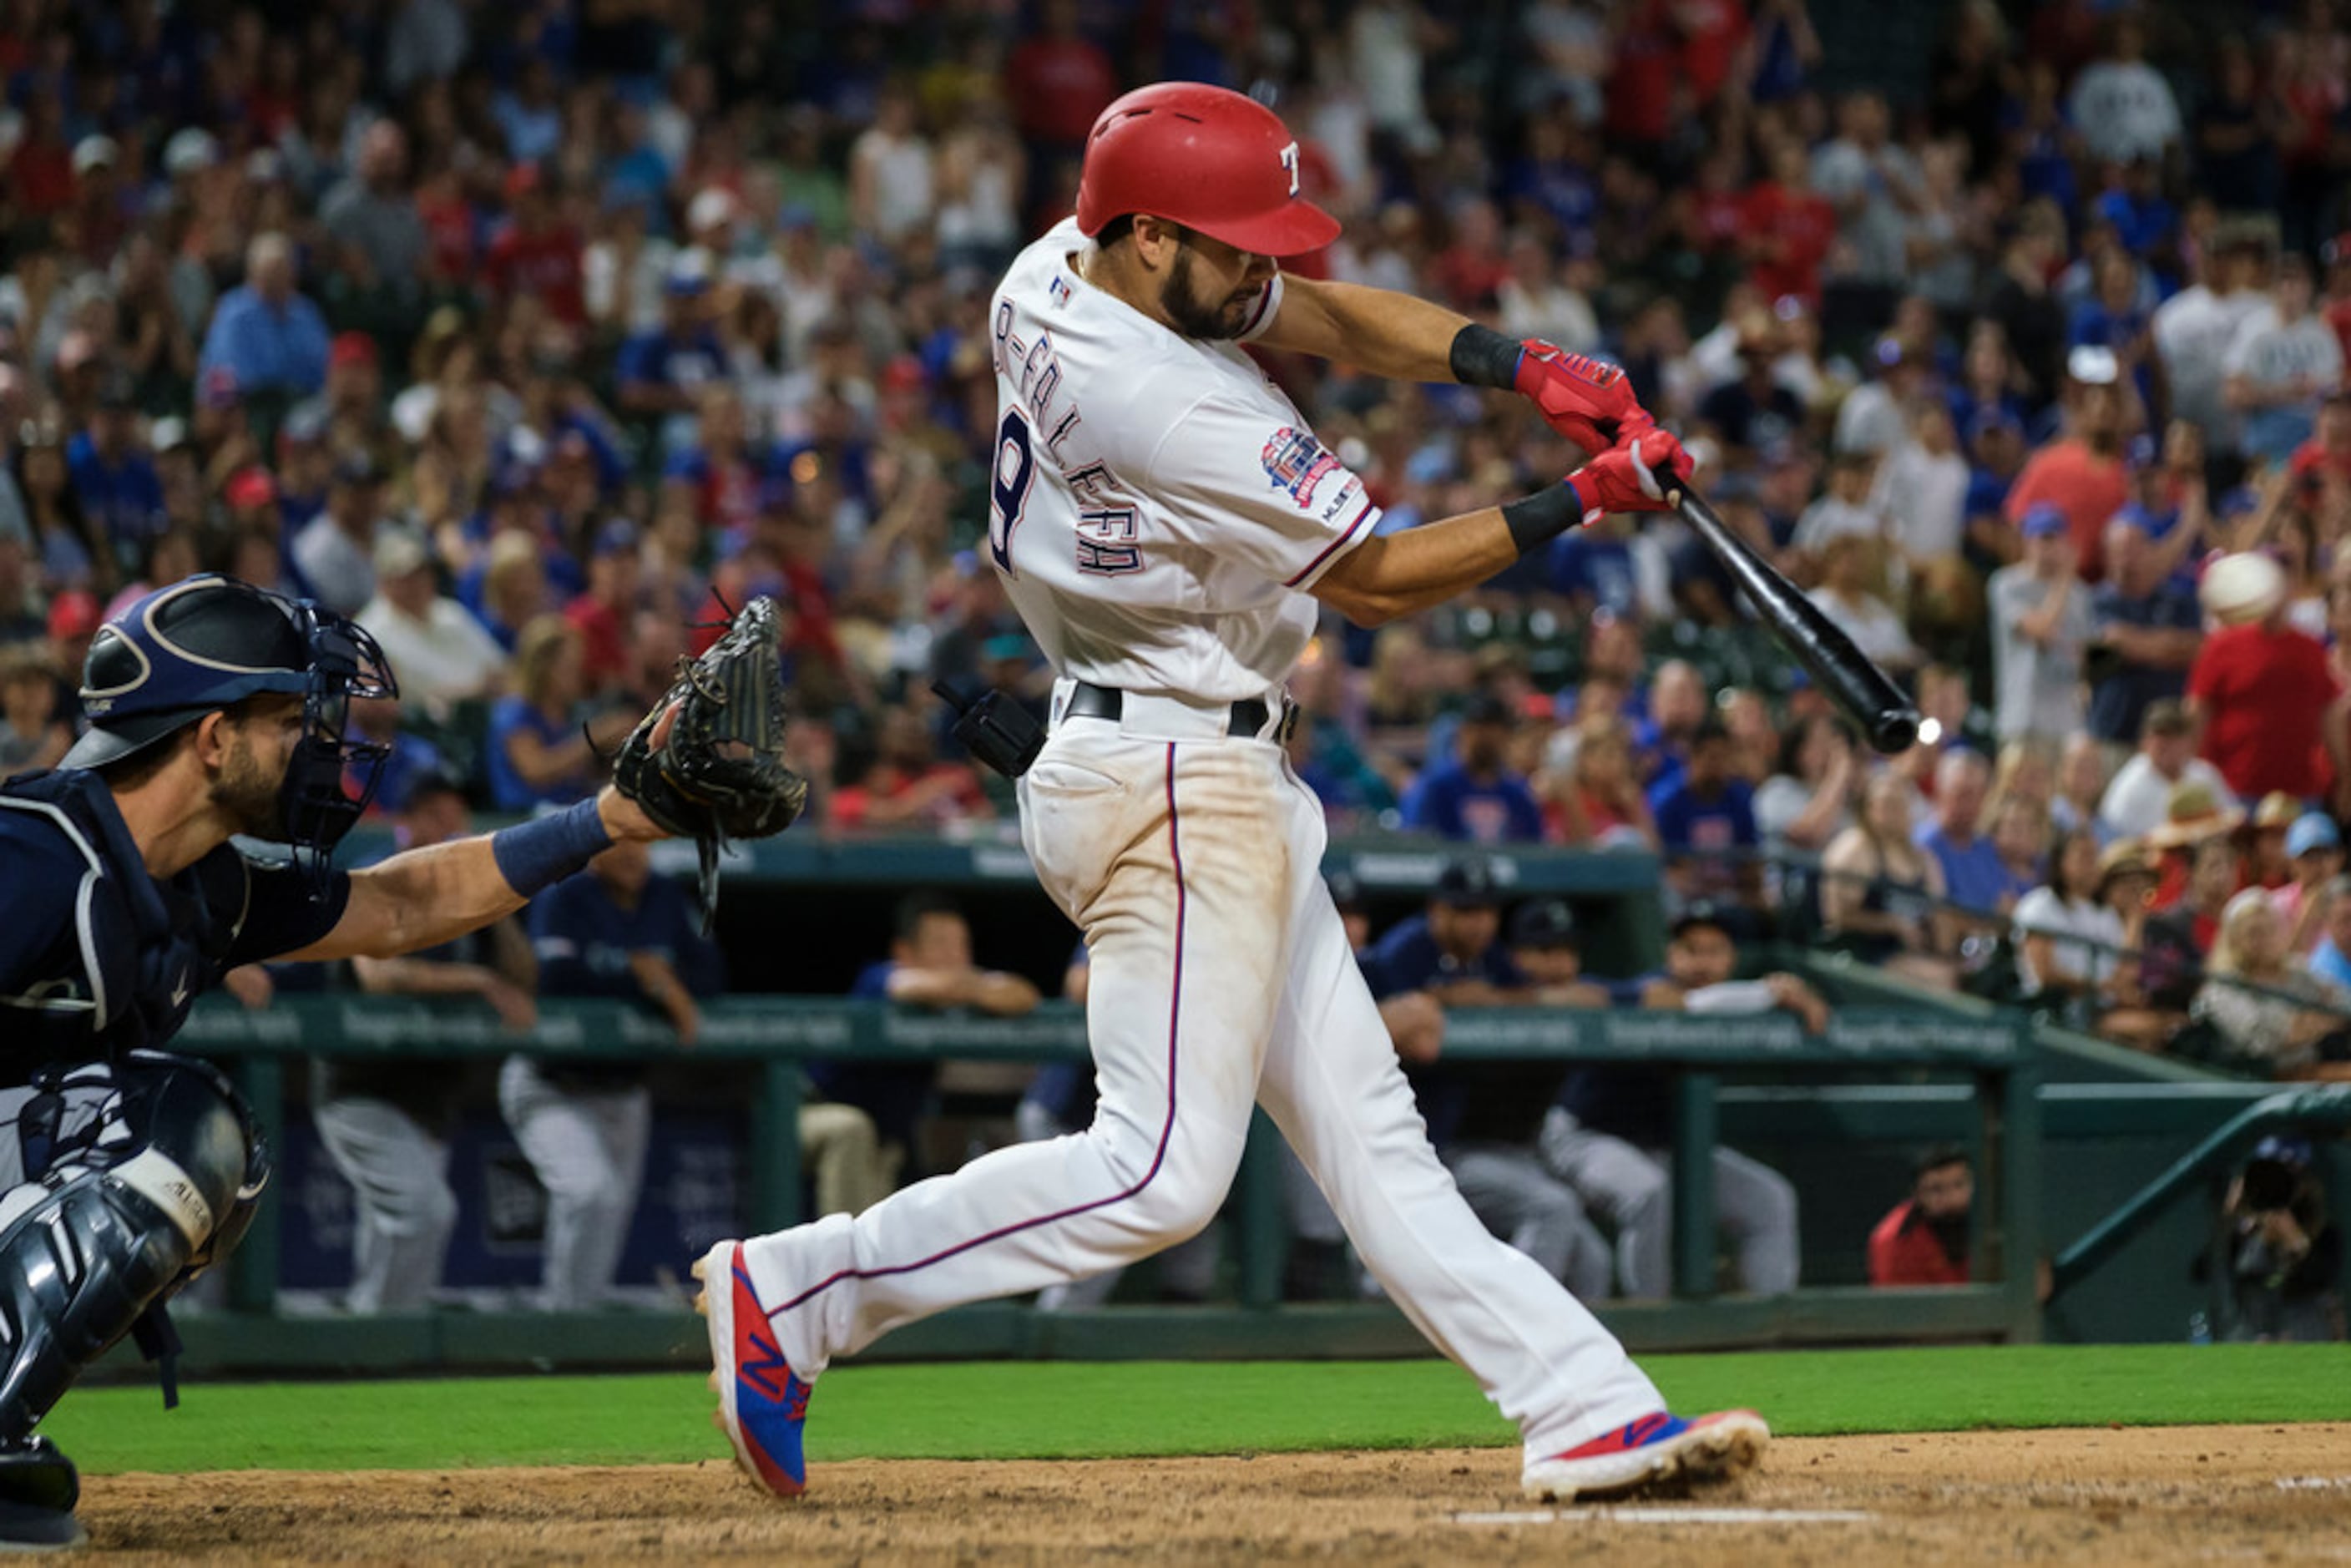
[986,218,1383,702]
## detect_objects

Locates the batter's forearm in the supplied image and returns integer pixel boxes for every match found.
[1311,507,1521,625]
[1259,276,1469,382]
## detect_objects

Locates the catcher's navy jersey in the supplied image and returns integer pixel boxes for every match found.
[0,769,349,1072]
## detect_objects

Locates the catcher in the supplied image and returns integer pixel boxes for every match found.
[0,575,801,1550]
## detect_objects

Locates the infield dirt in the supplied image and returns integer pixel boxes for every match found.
[83,1424,2351,1563]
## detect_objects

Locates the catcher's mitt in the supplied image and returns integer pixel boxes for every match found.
[614,595,808,927]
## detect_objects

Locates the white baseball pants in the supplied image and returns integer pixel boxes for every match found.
[736,691,1663,1457]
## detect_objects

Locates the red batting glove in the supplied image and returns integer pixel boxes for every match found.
[1564,429,1694,525]
[1514,339,1655,455]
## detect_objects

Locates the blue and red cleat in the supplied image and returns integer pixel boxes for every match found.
[695,1240,811,1499]
[1521,1409,1769,1501]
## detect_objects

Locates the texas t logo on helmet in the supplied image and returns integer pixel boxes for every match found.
[1074,83,1337,258]
[59,574,397,890]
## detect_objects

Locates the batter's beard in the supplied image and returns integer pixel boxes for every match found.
[1160,246,1257,341]
[212,733,290,841]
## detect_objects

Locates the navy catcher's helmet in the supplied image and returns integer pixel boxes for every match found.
[61,574,397,883]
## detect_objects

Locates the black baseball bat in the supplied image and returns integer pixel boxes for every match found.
[1669,485,1922,755]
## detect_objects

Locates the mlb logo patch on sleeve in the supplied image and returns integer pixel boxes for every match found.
[1261,427,1341,509]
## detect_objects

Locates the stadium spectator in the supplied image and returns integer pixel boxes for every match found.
[831,708,992,832]
[289,453,389,618]
[2308,876,2351,993]
[1867,1146,1974,1288]
[2002,370,2128,579]
[2225,255,2346,468]
[2050,734,2114,847]
[1402,694,1545,845]
[1753,712,1858,857]
[2186,574,2343,805]
[317,122,427,300]
[1540,716,1656,851]
[2086,517,2202,747]
[1804,533,1919,679]
[2156,226,2275,458]
[2190,888,2351,1078]
[1540,904,1813,1301]
[1988,505,2091,744]
[1361,874,1611,1301]
[0,647,68,773]
[2273,814,2345,955]
[63,377,163,572]
[2101,701,2241,842]
[504,839,719,1312]
[2067,16,2182,169]
[355,526,506,721]
[820,893,1039,1184]
[319,773,528,1313]
[1648,715,1760,913]
[2013,825,2124,1008]
[1916,749,2010,916]
[484,616,637,814]
[1810,89,1920,295]
[195,232,331,402]
[1821,771,1954,989]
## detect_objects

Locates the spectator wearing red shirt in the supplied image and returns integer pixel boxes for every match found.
[484,164,586,326]
[1675,0,1754,109]
[1432,198,1511,313]
[1004,0,1117,153]
[564,520,642,697]
[8,96,75,219]
[2187,578,2344,804]
[2289,392,2351,492]
[830,708,990,830]
[2003,376,2129,579]
[1738,140,1838,305]
[1867,1146,1973,1287]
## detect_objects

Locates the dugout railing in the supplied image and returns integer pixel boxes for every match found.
[152,994,2042,1373]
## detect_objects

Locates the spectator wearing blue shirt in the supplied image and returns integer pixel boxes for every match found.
[1647,716,1762,914]
[196,231,332,400]
[2308,877,2351,994]
[2086,516,2202,745]
[484,615,642,813]
[1401,695,1545,844]
[63,379,163,570]
[503,837,724,1310]
[1359,863,1611,1299]
[1547,516,1639,621]
[1959,407,2027,571]
[616,252,728,445]
[816,893,1041,1182]
[1915,748,2012,917]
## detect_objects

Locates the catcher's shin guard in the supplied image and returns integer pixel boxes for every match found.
[0,1052,266,1449]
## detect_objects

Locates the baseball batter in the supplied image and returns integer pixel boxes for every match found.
[700,82,1766,1503]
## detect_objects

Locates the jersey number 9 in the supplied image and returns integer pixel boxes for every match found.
[989,407,1035,576]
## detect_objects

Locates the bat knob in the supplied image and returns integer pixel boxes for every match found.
[1869,710,1923,756]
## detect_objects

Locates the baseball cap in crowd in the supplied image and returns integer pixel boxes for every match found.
[1966,407,2021,444]
[1509,899,1579,951]
[2217,486,2263,520]
[591,518,640,559]
[223,466,278,509]
[46,591,102,643]
[71,135,118,176]
[2252,791,2303,832]
[2096,837,2155,892]
[2067,345,2121,386]
[1433,857,1503,908]
[372,525,432,580]
[244,148,286,185]
[330,331,379,372]
[1670,900,1733,941]
[394,767,468,816]
[980,631,1034,665]
[2020,503,2069,540]
[278,402,329,448]
[687,187,737,234]
[2287,813,2343,860]
[163,128,219,178]
[2124,433,2159,470]
[150,416,190,454]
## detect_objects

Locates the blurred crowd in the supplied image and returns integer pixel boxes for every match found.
[4,0,2351,1094]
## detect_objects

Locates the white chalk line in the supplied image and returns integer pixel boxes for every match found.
[1454,1507,1875,1527]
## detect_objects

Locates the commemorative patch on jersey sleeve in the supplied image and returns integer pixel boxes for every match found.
[1261,426,1342,510]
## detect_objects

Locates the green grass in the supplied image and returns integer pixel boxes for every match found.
[44,1345,2351,1476]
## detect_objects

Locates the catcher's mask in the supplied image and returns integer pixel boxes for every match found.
[63,574,398,894]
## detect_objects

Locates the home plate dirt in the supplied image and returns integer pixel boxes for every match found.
[80,1424,2351,1565]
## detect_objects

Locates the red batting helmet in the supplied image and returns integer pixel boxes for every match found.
[1074,83,1339,258]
